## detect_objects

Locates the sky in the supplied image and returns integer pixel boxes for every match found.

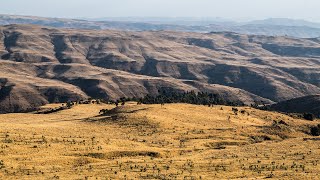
[1,0,320,22]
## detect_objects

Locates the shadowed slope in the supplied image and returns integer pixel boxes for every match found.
[270,95,320,116]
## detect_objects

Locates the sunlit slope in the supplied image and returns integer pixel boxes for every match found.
[0,103,320,179]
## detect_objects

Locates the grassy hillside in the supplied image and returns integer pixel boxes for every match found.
[0,103,320,179]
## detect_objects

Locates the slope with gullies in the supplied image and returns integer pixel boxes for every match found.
[0,103,320,179]
[1,24,320,113]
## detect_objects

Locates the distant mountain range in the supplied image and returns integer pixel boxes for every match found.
[1,14,320,38]
[248,18,320,29]
[84,17,238,26]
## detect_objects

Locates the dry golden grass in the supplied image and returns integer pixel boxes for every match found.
[0,102,320,179]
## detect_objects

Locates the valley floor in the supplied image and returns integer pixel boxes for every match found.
[0,103,320,179]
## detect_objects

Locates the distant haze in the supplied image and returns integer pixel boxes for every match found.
[1,0,320,22]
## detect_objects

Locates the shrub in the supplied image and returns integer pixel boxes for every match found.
[310,125,320,136]
[304,113,315,121]
[0,160,4,169]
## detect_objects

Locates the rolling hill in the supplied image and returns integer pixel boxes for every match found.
[0,103,320,179]
[0,24,320,113]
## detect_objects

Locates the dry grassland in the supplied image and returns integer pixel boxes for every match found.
[0,102,320,179]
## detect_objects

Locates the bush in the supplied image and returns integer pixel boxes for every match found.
[304,113,315,121]
[0,160,4,169]
[310,125,320,136]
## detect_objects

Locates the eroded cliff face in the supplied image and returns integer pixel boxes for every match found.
[0,24,320,113]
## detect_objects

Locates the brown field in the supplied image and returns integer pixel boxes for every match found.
[0,103,320,179]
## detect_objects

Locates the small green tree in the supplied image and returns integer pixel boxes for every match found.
[66,101,74,108]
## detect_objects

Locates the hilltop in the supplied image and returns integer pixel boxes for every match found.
[0,103,319,179]
[1,24,320,113]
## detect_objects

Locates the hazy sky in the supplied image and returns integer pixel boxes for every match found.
[1,0,320,22]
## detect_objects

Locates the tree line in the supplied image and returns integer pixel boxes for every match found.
[113,90,245,107]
